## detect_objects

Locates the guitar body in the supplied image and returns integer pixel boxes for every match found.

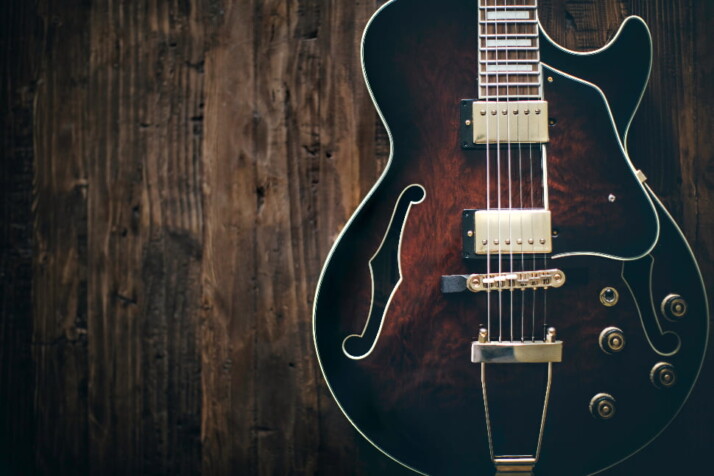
[313,0,708,474]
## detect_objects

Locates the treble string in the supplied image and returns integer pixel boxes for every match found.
[541,145,547,339]
[503,0,515,343]
[484,0,492,345]
[530,116,536,341]
[519,95,525,342]
[535,2,548,341]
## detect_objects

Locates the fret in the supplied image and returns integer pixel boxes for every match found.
[479,20,537,24]
[478,5,538,9]
[481,47,539,51]
[480,95,542,99]
[481,33,539,38]
[482,83,541,87]
[480,59,539,63]
[481,70,540,75]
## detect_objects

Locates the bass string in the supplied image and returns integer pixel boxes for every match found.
[494,0,503,343]
[484,0,491,344]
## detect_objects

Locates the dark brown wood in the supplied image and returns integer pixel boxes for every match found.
[0,0,712,475]
[32,1,90,472]
[0,1,39,473]
[83,2,207,473]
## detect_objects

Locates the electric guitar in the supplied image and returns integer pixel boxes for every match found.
[313,0,708,474]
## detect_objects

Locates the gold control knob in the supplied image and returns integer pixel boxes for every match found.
[650,362,677,389]
[599,287,619,307]
[661,294,687,320]
[599,327,625,354]
[589,393,616,420]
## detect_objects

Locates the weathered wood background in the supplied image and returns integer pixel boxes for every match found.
[1,0,712,474]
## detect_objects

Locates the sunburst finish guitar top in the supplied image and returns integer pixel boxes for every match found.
[313,1,708,474]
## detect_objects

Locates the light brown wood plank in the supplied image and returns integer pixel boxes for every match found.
[199,0,258,473]
[251,0,318,472]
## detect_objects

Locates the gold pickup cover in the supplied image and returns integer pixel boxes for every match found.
[472,100,549,144]
[473,209,552,254]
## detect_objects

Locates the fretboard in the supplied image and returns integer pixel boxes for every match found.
[478,0,542,100]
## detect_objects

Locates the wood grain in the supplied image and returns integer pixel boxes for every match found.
[32,0,90,472]
[0,0,711,474]
[84,1,206,473]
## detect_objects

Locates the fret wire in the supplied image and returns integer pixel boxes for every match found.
[478,5,538,9]
[480,96,542,99]
[481,72,540,75]
[479,59,540,63]
[481,34,539,38]
[478,20,537,23]
[481,47,540,51]
[482,82,542,87]
[478,55,542,60]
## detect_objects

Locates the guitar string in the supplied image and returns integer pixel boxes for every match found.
[484,0,492,345]
[537,2,548,341]
[530,0,537,342]
[495,0,503,343]
[526,0,537,342]
[531,142,537,341]
[519,112,525,343]
[519,14,526,342]
[503,0,515,343]
[527,0,537,342]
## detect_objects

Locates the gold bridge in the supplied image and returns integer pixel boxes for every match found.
[465,269,565,293]
[440,268,564,295]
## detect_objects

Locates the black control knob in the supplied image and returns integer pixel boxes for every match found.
[650,362,677,389]
[661,294,687,320]
[589,393,616,420]
[599,327,625,354]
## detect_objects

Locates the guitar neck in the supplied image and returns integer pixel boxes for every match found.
[478,0,542,100]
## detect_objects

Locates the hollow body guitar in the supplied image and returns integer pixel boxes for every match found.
[313,0,708,474]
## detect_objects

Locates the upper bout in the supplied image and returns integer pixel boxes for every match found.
[539,16,652,145]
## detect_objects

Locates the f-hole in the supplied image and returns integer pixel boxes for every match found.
[622,255,681,356]
[342,184,425,360]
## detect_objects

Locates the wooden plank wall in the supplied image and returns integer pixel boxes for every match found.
[0,0,712,474]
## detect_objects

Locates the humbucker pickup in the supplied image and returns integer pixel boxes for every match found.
[460,100,549,148]
[470,209,552,254]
